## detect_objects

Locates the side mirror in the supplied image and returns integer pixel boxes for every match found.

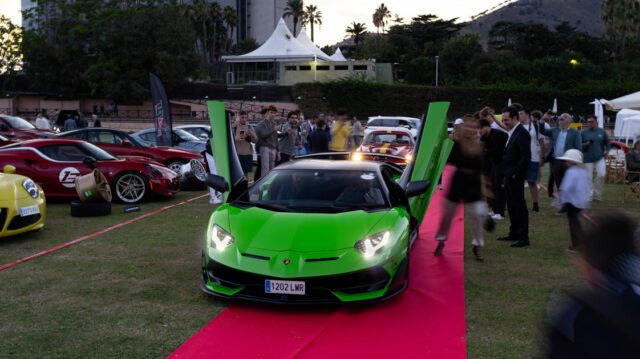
[405,180,431,198]
[83,156,97,169]
[206,174,229,193]
[3,164,16,174]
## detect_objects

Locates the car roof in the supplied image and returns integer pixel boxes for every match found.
[6,138,86,147]
[367,116,420,122]
[175,124,210,129]
[276,159,382,172]
[366,128,413,135]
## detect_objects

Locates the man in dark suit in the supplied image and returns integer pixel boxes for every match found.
[539,113,582,197]
[479,118,508,220]
[497,106,532,247]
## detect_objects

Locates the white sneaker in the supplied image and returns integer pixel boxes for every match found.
[488,210,495,216]
[491,214,504,221]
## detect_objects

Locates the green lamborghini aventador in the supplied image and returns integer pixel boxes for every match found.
[201,102,453,303]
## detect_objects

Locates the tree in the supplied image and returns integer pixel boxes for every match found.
[555,21,576,35]
[223,5,238,51]
[374,3,392,33]
[302,4,322,42]
[439,34,482,85]
[603,0,640,58]
[230,38,259,55]
[0,15,22,83]
[392,14,404,25]
[283,0,305,36]
[346,22,367,45]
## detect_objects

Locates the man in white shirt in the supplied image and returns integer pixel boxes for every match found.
[518,107,545,212]
[35,109,51,130]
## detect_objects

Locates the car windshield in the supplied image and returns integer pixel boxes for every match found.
[79,142,117,161]
[174,129,200,141]
[2,115,35,130]
[235,169,389,213]
[364,133,413,145]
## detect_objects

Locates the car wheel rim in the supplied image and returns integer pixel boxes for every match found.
[168,162,183,175]
[116,174,145,203]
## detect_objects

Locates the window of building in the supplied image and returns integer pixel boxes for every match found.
[285,66,297,71]
[334,65,348,70]
[299,65,312,71]
[316,65,330,71]
[353,65,368,71]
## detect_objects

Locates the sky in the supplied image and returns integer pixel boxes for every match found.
[0,0,507,46]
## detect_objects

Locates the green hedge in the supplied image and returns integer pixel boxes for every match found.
[292,82,637,120]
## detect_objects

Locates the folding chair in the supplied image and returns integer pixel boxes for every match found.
[623,170,640,203]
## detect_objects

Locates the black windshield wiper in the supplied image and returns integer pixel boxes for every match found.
[233,200,290,212]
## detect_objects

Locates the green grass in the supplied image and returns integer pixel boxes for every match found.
[0,191,224,358]
[1,171,639,357]
[464,172,640,358]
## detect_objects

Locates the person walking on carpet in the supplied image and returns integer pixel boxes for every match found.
[434,115,488,261]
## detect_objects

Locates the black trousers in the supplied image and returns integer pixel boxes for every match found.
[491,165,506,216]
[504,176,529,241]
[564,203,582,248]
[549,159,567,195]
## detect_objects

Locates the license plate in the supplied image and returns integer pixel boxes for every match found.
[265,280,305,295]
[19,205,40,217]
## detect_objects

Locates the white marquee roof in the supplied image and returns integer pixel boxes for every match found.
[602,91,640,111]
[222,18,331,63]
[296,29,332,61]
[329,48,347,61]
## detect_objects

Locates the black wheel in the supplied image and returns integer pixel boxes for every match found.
[70,200,111,217]
[112,171,149,203]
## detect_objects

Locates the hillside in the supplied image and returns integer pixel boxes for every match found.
[463,0,604,46]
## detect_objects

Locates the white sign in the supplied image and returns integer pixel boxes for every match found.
[58,167,81,188]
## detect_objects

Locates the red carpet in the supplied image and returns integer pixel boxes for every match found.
[171,174,466,358]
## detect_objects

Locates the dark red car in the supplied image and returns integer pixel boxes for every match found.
[0,134,15,147]
[0,139,179,203]
[56,128,203,174]
[357,129,415,164]
[0,114,54,140]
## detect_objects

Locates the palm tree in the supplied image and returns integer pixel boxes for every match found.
[302,4,322,42]
[372,9,382,34]
[283,0,305,36]
[222,5,238,51]
[375,3,392,33]
[603,0,640,58]
[392,13,404,25]
[346,22,367,44]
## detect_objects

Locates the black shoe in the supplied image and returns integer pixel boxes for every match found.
[434,242,445,256]
[532,203,539,212]
[511,240,530,248]
[472,245,484,261]
[567,245,577,253]
[497,236,516,241]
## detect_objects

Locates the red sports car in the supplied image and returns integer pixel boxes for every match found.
[0,134,16,147]
[56,128,203,174]
[357,129,415,164]
[0,139,179,203]
[0,114,54,140]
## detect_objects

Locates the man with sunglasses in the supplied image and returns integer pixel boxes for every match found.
[581,115,610,202]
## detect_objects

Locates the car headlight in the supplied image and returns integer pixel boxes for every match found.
[22,179,39,198]
[209,224,235,252]
[355,231,390,258]
[405,153,413,162]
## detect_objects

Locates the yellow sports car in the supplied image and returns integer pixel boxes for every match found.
[0,165,46,238]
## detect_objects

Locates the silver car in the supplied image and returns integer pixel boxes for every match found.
[131,128,206,153]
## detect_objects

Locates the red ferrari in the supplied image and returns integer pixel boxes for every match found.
[0,114,54,140]
[357,129,415,164]
[56,128,203,174]
[0,134,16,147]
[0,139,179,203]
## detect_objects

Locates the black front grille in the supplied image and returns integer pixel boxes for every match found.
[0,208,7,231]
[205,260,391,297]
[8,214,41,230]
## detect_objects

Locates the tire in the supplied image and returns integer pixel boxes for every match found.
[112,171,149,204]
[70,200,111,217]
[166,159,186,175]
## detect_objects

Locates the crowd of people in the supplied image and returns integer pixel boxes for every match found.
[435,103,616,261]
[34,109,102,132]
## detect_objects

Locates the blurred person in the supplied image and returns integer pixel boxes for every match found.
[278,111,300,163]
[479,118,508,221]
[496,106,531,248]
[92,114,101,128]
[540,113,582,198]
[330,110,351,152]
[581,115,610,202]
[547,213,640,358]
[255,105,279,178]
[520,108,545,212]
[480,106,507,132]
[555,149,589,251]
[626,141,640,183]
[308,119,330,153]
[63,115,77,132]
[351,116,363,149]
[542,111,556,195]
[233,111,257,178]
[202,135,222,205]
[300,114,317,153]
[35,109,51,130]
[435,115,487,261]
[77,114,88,128]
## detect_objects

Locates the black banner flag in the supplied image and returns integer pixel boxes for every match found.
[149,73,172,147]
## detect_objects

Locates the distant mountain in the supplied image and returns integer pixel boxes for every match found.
[463,0,604,46]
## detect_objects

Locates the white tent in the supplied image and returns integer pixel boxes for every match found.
[601,91,640,111]
[616,116,640,144]
[222,18,331,62]
[614,109,640,140]
[329,48,347,61]
[296,29,332,60]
